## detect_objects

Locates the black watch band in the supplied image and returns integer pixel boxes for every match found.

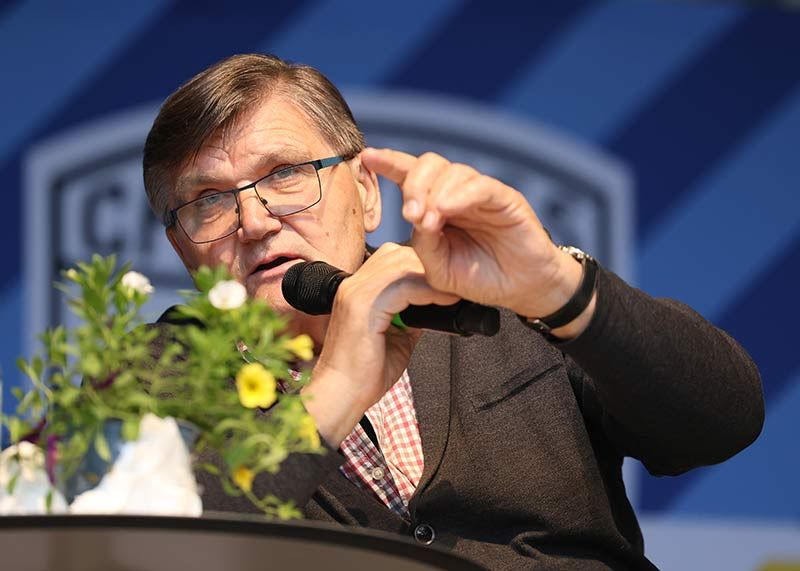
[517,246,598,335]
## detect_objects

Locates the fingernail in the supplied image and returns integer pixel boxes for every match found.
[422,211,438,230]
[404,200,421,219]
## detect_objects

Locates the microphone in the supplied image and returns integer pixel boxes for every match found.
[282,261,500,337]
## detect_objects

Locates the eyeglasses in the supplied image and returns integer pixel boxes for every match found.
[166,155,348,244]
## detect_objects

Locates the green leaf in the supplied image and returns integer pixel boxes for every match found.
[220,476,244,497]
[6,472,20,495]
[84,287,106,315]
[31,355,44,378]
[16,389,39,414]
[223,443,251,470]
[121,418,140,442]
[213,419,248,435]
[7,418,31,443]
[94,431,112,462]
[45,489,54,513]
[81,354,102,378]
[126,393,155,409]
[68,432,88,458]
[197,462,221,476]
[276,501,302,520]
[172,305,206,322]
[58,386,80,408]
[16,357,38,383]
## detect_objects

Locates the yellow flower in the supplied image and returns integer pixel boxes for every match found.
[235,363,277,409]
[298,414,321,449]
[232,466,254,493]
[284,334,314,362]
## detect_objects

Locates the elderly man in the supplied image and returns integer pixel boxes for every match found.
[143,54,763,570]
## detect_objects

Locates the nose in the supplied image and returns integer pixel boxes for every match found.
[237,187,281,241]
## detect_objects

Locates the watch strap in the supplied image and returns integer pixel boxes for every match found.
[518,247,598,335]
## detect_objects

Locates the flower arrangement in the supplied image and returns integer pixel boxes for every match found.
[1,255,321,518]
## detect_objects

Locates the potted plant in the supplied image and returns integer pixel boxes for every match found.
[0,255,321,518]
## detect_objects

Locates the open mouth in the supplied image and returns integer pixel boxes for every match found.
[253,256,299,275]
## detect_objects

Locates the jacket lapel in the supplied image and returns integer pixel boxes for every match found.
[309,331,453,523]
[408,331,452,497]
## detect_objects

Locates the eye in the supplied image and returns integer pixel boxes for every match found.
[271,165,301,181]
[197,193,223,207]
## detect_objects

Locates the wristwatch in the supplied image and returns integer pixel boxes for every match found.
[517,246,598,335]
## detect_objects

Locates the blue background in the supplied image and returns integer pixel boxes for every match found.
[1,0,798,563]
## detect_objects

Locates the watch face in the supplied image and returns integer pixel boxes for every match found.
[517,314,552,334]
[559,245,586,259]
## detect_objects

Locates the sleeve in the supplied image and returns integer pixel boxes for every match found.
[556,267,764,476]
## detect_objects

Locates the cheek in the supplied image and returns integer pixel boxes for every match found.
[190,243,240,279]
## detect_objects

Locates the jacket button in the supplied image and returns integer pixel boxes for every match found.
[413,523,435,545]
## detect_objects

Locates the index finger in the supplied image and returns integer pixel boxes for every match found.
[360,147,417,185]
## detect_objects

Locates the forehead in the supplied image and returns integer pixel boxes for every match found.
[173,96,329,197]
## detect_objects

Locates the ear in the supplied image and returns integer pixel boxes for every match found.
[351,152,382,233]
[166,226,195,272]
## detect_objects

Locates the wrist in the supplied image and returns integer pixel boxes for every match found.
[301,368,369,448]
[548,289,597,340]
[511,245,581,318]
[517,246,598,340]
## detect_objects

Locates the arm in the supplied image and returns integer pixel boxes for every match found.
[560,267,764,475]
[360,148,764,477]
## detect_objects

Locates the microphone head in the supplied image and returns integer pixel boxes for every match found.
[281,261,347,315]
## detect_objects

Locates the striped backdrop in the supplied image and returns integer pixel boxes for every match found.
[1,1,798,566]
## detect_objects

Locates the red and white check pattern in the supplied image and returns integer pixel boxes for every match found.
[339,369,424,517]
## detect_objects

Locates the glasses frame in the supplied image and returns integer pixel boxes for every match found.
[165,155,348,244]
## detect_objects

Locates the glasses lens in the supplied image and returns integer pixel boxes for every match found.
[178,192,238,243]
[257,163,321,216]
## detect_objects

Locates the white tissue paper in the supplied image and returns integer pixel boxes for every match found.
[70,414,202,516]
[0,441,68,514]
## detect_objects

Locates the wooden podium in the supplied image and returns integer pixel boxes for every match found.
[0,514,485,570]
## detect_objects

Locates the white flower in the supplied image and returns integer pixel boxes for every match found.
[0,442,67,515]
[121,271,154,295]
[208,280,247,310]
[70,414,202,516]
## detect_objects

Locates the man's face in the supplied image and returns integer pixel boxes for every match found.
[166,96,381,325]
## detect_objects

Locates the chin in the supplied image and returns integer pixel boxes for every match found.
[249,279,327,341]
[250,284,287,311]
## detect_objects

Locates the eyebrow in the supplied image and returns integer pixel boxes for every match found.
[174,148,312,198]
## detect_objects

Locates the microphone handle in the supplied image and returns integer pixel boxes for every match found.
[396,301,499,337]
[315,262,500,337]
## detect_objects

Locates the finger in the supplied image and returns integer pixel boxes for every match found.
[419,163,480,233]
[348,245,460,325]
[360,147,417,185]
[435,175,520,218]
[382,277,461,311]
[402,152,449,224]
[409,224,451,291]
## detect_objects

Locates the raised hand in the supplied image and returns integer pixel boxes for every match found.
[360,148,585,322]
